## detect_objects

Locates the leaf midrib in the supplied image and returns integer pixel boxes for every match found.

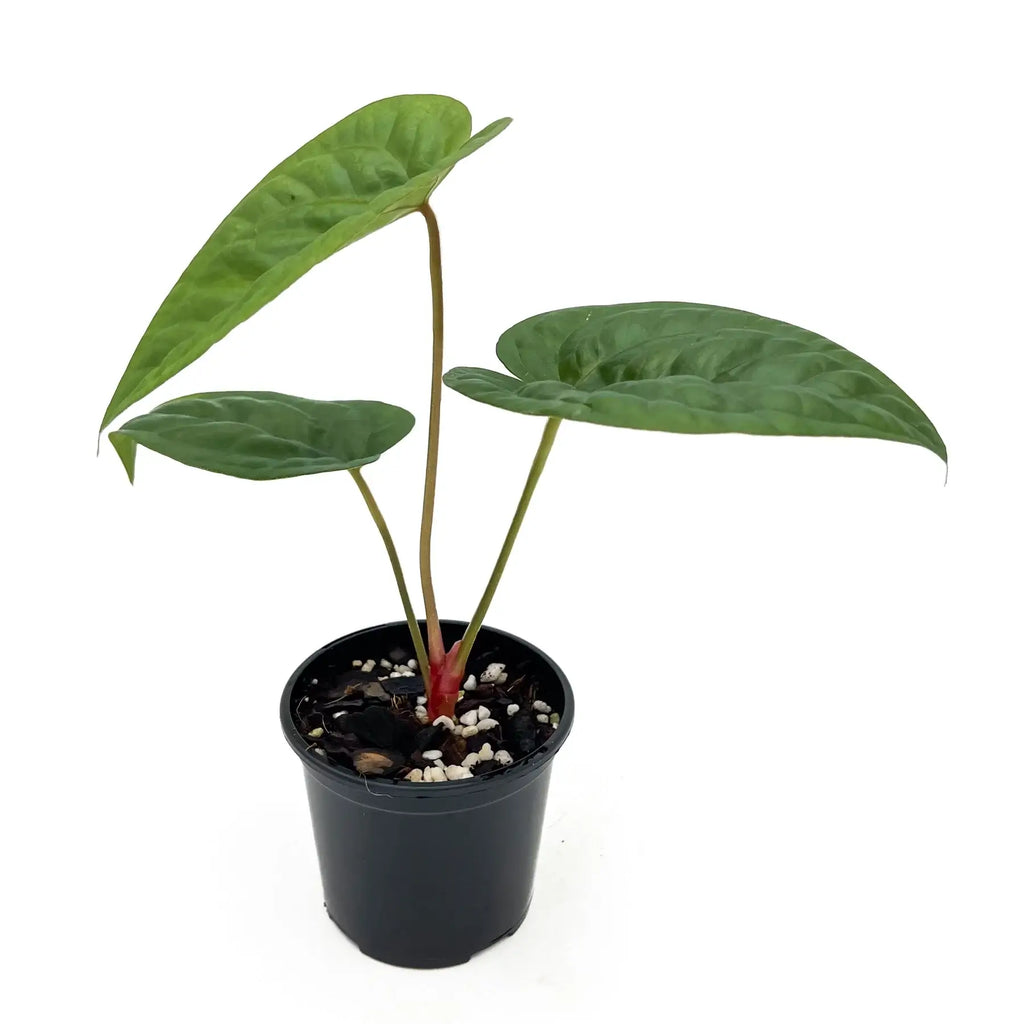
[126,413,370,466]
[449,368,939,452]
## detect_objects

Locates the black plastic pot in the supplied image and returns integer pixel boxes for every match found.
[280,619,574,969]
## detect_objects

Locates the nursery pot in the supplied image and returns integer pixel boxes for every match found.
[280,619,574,969]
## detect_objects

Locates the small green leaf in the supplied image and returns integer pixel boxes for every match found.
[101,95,510,432]
[444,302,946,462]
[109,392,414,481]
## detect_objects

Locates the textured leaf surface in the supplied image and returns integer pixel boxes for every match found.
[101,95,510,431]
[109,392,414,482]
[445,302,945,461]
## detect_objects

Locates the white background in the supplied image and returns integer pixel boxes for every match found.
[3,1,1021,1020]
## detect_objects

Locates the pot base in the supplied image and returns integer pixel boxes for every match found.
[331,901,532,969]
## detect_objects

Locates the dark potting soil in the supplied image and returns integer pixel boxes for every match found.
[291,642,559,781]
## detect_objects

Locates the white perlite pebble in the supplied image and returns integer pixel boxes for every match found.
[407,659,418,669]
[533,700,551,714]
[494,749,513,766]
[360,659,376,673]
[407,768,424,782]
[477,719,499,732]
[536,714,549,724]
[480,663,505,683]
[459,709,479,726]
[415,707,429,723]
[428,766,446,782]
[507,703,520,716]
[416,695,427,706]
[351,660,363,668]
[550,712,560,727]
[422,749,443,761]
[433,716,455,731]
[453,725,464,736]
[478,742,494,761]
[476,705,491,721]
[307,727,324,739]
[380,659,392,669]
[462,752,480,768]
[463,674,477,690]
[445,763,467,781]
[390,671,403,678]
[498,671,508,684]
[462,725,479,738]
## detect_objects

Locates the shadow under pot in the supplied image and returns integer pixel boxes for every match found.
[280,619,574,969]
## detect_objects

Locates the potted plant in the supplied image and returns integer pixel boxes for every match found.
[101,94,945,969]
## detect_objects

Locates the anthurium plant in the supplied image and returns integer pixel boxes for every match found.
[102,94,945,726]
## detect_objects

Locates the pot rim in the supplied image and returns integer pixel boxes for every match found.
[280,619,575,799]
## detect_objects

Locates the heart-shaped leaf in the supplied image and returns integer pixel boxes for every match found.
[444,302,946,461]
[109,392,414,482]
[101,95,510,432]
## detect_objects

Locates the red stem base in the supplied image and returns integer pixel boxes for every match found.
[427,641,463,722]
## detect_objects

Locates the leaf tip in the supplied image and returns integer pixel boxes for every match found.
[108,432,137,484]
[484,116,513,142]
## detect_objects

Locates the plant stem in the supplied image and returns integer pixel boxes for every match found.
[454,417,562,676]
[418,202,445,669]
[350,468,430,681]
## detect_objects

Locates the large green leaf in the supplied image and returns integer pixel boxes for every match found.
[109,392,414,482]
[444,302,946,461]
[101,95,510,432]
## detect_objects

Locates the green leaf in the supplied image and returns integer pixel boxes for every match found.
[109,392,414,482]
[101,95,510,432]
[444,302,946,461]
